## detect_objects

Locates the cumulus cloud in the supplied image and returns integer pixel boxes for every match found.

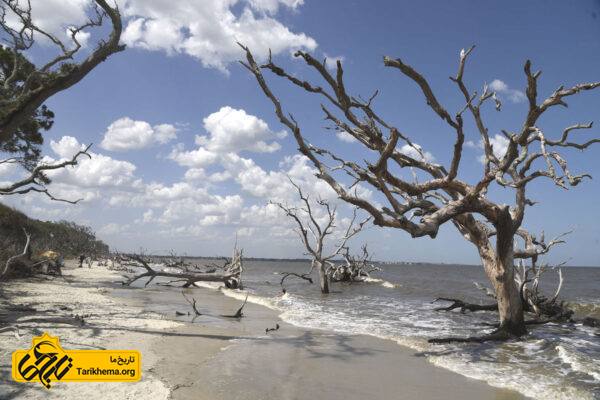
[48,136,139,189]
[336,131,357,143]
[11,1,315,72]
[100,117,178,151]
[247,0,304,14]
[168,106,287,175]
[489,79,526,103]
[399,143,435,162]
[168,144,219,168]
[473,134,510,164]
[324,54,345,71]
[198,106,286,154]
[120,0,317,71]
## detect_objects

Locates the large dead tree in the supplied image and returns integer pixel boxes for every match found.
[241,44,600,340]
[0,0,125,143]
[272,179,369,293]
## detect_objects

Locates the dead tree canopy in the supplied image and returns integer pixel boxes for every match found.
[242,43,600,339]
[272,178,370,294]
[0,0,125,143]
[120,249,244,289]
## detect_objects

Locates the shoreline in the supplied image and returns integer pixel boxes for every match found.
[0,262,525,399]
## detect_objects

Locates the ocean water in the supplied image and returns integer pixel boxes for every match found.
[194,260,599,400]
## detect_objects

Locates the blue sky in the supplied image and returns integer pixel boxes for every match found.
[2,0,600,265]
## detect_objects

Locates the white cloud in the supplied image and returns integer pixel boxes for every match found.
[48,136,139,189]
[324,54,345,71]
[66,26,91,48]
[336,131,357,143]
[198,106,286,154]
[8,1,315,72]
[247,0,304,14]
[120,0,317,72]
[100,117,177,151]
[169,106,287,180]
[475,134,510,163]
[168,144,219,168]
[3,0,101,54]
[489,134,509,159]
[399,143,435,162]
[98,222,128,236]
[489,79,526,103]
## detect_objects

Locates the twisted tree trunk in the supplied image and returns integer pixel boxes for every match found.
[480,225,526,337]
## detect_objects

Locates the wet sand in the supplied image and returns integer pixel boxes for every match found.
[0,262,526,399]
[146,286,526,400]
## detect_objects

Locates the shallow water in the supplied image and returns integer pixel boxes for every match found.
[177,260,599,399]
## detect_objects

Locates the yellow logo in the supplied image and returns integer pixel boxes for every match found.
[12,332,141,388]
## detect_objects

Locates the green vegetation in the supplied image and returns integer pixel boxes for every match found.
[0,202,109,267]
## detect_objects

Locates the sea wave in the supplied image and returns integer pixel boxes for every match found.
[272,291,595,400]
[556,345,600,381]
[193,279,597,400]
[568,301,600,318]
[362,277,399,288]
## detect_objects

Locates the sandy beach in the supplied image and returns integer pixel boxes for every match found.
[0,261,527,400]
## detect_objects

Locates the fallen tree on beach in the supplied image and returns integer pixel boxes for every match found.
[119,247,244,289]
[242,43,600,341]
[272,178,370,293]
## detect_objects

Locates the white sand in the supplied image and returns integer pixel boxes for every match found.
[0,261,180,400]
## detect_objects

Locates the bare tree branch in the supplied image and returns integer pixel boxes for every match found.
[1,0,125,143]
[0,143,92,203]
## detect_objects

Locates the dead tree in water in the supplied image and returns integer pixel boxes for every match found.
[120,249,243,289]
[242,44,600,340]
[434,232,575,324]
[272,178,369,293]
[329,245,380,283]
